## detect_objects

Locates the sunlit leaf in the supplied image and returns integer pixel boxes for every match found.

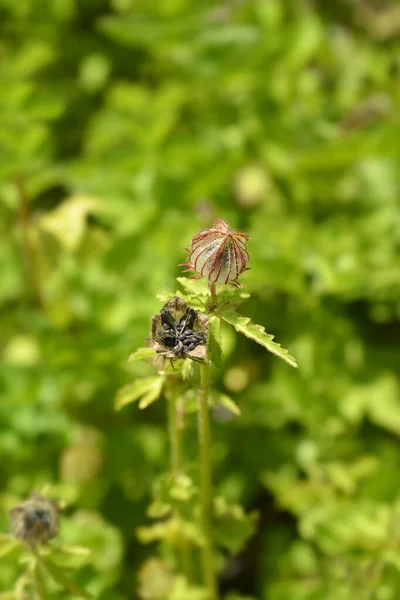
[220,310,298,368]
[128,347,157,362]
[115,376,165,411]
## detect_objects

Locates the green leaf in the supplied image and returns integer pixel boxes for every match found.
[214,496,257,554]
[137,517,204,547]
[208,315,222,367]
[0,535,21,558]
[56,544,91,557]
[32,561,47,600]
[176,277,209,298]
[169,576,208,600]
[115,376,165,411]
[127,347,157,362]
[156,289,180,303]
[156,288,205,311]
[137,558,173,600]
[42,557,92,599]
[220,310,298,368]
[39,196,98,251]
[211,391,241,417]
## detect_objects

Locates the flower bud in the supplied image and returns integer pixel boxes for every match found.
[10,493,61,548]
[181,220,249,285]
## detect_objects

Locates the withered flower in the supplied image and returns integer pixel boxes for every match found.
[151,297,209,362]
[10,493,61,548]
[181,219,249,285]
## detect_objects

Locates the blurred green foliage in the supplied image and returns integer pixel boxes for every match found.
[1,0,400,598]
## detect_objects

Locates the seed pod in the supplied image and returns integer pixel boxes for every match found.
[151,296,209,362]
[181,220,249,285]
[10,493,61,548]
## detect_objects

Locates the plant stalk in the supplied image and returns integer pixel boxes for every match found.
[208,283,217,311]
[198,361,218,600]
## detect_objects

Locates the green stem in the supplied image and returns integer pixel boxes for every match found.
[31,551,47,600]
[198,362,218,600]
[167,381,192,581]
[208,284,217,311]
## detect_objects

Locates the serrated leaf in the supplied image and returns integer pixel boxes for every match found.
[156,289,205,311]
[42,557,92,599]
[156,289,179,302]
[176,277,209,297]
[212,392,241,416]
[220,311,297,368]
[128,347,157,362]
[115,376,165,411]
[208,315,222,367]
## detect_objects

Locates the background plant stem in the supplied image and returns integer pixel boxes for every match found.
[167,383,181,475]
[199,362,219,600]
[166,380,192,581]
[16,175,43,309]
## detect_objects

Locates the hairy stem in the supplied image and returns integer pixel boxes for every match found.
[208,283,217,311]
[198,362,218,600]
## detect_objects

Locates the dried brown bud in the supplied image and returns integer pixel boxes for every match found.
[181,220,249,285]
[151,297,209,362]
[10,493,61,547]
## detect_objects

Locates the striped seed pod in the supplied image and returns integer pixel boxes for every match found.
[181,220,249,285]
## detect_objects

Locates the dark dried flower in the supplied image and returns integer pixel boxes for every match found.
[181,219,249,285]
[10,493,61,547]
[151,297,209,362]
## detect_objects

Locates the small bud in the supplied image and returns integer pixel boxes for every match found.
[181,220,249,285]
[151,297,209,362]
[10,493,61,548]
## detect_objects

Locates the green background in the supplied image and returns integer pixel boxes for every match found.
[1,0,400,597]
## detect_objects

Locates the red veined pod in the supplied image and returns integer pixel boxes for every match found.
[181,220,249,285]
